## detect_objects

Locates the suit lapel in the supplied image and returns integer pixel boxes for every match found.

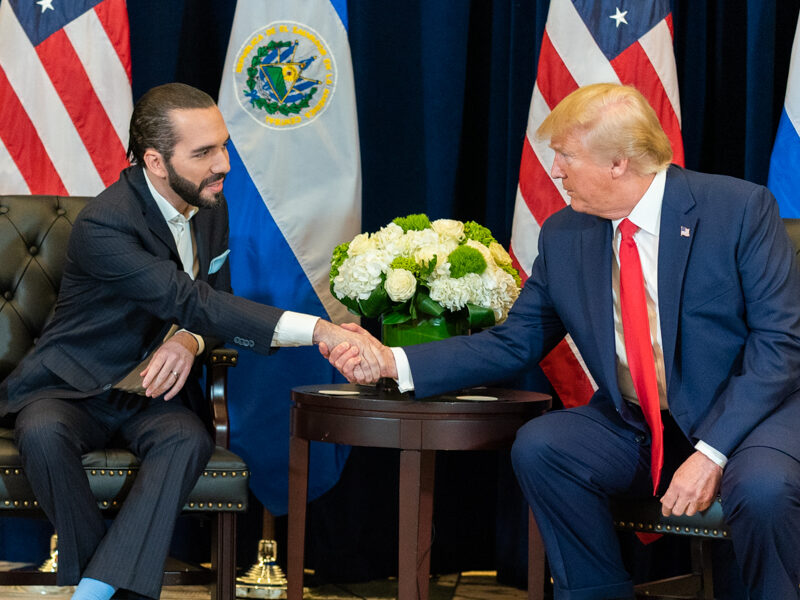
[128,167,181,262]
[192,209,214,282]
[579,216,619,398]
[658,166,697,389]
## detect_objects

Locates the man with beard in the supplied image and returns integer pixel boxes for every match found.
[0,83,381,600]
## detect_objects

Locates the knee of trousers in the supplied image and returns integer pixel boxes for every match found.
[511,418,564,488]
[15,414,82,459]
[721,464,800,528]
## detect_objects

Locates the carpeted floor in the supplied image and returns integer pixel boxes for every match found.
[0,566,528,599]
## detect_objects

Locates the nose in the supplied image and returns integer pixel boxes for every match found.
[550,155,565,179]
[212,146,230,175]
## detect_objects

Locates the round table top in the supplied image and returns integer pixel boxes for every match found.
[291,384,551,450]
[292,383,551,415]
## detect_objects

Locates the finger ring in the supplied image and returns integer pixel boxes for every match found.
[172,371,179,378]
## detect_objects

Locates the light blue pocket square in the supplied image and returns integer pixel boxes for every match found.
[208,249,230,275]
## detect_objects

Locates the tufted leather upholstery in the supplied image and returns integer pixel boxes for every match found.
[0,195,246,599]
[0,195,87,382]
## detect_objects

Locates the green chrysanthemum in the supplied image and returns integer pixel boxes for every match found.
[448,245,487,278]
[390,256,420,276]
[393,213,432,232]
[330,241,350,283]
[463,221,497,247]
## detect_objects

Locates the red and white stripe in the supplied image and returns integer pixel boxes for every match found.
[511,0,684,407]
[0,0,132,196]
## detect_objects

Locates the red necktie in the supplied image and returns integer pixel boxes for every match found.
[618,218,664,494]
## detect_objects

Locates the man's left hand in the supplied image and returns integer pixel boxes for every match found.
[660,450,723,517]
[140,331,198,400]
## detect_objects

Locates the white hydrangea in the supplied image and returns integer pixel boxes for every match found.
[372,222,407,257]
[480,267,520,323]
[404,228,440,255]
[333,250,390,300]
[428,274,479,312]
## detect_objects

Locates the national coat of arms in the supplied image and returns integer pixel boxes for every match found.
[233,21,336,130]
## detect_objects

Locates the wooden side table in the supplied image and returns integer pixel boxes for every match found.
[287,384,551,600]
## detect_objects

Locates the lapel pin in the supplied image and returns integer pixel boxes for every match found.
[680,226,691,238]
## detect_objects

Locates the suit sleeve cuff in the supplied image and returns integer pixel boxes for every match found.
[272,312,319,347]
[390,347,415,392]
[176,329,205,356]
[695,440,728,469]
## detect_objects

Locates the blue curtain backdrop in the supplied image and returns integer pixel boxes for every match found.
[2,0,798,590]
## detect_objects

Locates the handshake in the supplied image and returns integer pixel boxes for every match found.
[313,320,398,384]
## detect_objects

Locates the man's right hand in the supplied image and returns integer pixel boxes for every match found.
[315,321,397,384]
[313,320,396,384]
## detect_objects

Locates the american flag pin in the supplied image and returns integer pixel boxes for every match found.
[680,226,691,237]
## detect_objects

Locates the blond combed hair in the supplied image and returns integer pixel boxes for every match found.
[537,83,673,175]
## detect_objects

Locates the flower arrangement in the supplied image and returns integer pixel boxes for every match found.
[330,214,521,344]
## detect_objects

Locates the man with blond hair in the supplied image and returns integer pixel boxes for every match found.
[325,83,800,598]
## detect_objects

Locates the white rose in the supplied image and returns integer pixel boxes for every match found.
[348,233,373,257]
[431,219,465,242]
[384,268,417,302]
[489,241,512,266]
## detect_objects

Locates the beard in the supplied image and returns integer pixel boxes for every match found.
[165,160,225,209]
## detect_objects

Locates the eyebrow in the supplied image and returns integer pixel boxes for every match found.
[191,136,230,155]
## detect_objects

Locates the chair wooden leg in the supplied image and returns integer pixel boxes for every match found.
[694,538,714,600]
[528,508,545,600]
[211,512,237,600]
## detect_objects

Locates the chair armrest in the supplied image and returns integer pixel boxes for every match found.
[205,348,238,448]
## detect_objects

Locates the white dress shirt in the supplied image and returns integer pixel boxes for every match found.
[392,168,726,468]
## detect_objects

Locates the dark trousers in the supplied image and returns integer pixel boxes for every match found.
[14,390,214,600]
[510,402,800,600]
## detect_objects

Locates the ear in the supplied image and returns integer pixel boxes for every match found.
[610,156,629,179]
[143,148,168,179]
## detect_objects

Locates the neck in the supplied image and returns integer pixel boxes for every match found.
[144,168,190,215]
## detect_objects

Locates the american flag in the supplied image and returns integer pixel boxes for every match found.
[0,0,132,196]
[510,0,684,408]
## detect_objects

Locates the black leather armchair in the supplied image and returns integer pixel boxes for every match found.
[0,194,248,600]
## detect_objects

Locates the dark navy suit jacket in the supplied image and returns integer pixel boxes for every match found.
[406,165,800,461]
[0,165,284,417]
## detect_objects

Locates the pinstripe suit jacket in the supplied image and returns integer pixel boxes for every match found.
[0,165,284,417]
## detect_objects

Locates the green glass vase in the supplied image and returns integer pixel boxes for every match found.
[381,315,468,347]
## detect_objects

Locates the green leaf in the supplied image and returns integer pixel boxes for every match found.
[415,292,445,317]
[357,285,391,318]
[466,303,496,330]
[382,311,412,325]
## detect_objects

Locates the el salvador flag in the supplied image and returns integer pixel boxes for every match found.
[769,16,800,217]
[218,0,360,515]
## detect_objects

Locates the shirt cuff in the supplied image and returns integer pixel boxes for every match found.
[176,329,205,356]
[272,311,319,347]
[390,347,415,393]
[694,440,728,469]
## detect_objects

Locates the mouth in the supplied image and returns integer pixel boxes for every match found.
[202,175,225,194]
